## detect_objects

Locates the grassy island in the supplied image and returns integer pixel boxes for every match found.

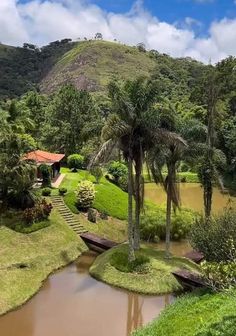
[89,244,200,295]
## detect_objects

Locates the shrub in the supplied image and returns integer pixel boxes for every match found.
[189,209,236,262]
[42,187,51,196]
[110,250,150,274]
[22,199,53,225]
[67,154,84,171]
[118,174,128,192]
[59,187,67,196]
[76,180,95,210]
[107,161,128,183]
[39,164,52,187]
[90,166,103,184]
[201,259,236,292]
[140,208,195,242]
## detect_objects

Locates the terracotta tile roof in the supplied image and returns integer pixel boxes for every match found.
[24,150,65,163]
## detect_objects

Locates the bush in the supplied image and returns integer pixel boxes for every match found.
[59,187,67,196]
[201,259,236,292]
[140,208,195,242]
[90,166,103,184]
[22,199,53,225]
[67,154,84,171]
[110,250,150,274]
[39,164,51,187]
[189,209,236,262]
[76,180,95,210]
[42,188,51,196]
[118,174,128,192]
[107,161,128,183]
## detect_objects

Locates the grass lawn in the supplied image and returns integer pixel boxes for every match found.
[133,290,236,336]
[61,168,128,220]
[0,209,87,315]
[89,244,200,295]
[78,212,127,242]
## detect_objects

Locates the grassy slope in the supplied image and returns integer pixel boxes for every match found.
[0,209,87,315]
[133,290,236,336]
[90,244,200,295]
[61,168,128,220]
[40,41,156,93]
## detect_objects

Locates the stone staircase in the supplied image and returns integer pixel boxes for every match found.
[51,196,87,235]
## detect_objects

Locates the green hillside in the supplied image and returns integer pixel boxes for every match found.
[40,41,157,94]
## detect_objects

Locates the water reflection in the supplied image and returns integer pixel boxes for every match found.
[0,251,177,336]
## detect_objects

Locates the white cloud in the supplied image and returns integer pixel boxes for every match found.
[0,0,236,63]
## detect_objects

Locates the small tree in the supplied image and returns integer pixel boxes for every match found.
[67,154,84,172]
[76,180,95,210]
[108,161,128,183]
[90,166,103,184]
[95,33,103,40]
[39,164,51,188]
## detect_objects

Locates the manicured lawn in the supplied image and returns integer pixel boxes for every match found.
[61,168,128,219]
[89,244,200,295]
[133,290,236,336]
[0,209,87,315]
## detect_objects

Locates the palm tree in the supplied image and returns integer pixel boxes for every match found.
[147,103,186,258]
[91,78,185,261]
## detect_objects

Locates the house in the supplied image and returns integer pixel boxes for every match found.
[25,150,65,179]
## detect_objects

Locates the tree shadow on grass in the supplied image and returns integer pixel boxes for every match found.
[196,316,236,336]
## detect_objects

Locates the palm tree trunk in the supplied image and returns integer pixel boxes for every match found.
[134,158,141,251]
[128,156,135,262]
[165,180,172,259]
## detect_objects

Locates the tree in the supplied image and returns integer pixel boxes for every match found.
[95,33,103,40]
[67,154,84,172]
[148,103,186,257]
[91,78,184,261]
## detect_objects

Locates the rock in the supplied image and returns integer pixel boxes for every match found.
[87,208,97,223]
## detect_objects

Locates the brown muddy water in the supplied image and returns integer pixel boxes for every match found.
[145,183,236,213]
[0,243,190,336]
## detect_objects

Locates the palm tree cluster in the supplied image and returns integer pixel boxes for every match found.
[91,78,186,261]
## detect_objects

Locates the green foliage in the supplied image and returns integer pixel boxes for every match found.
[90,166,103,184]
[76,180,95,210]
[58,187,67,196]
[107,161,128,183]
[39,164,52,188]
[12,220,50,234]
[201,260,236,292]
[133,290,236,336]
[189,209,236,262]
[67,154,84,171]
[22,199,53,225]
[41,187,51,196]
[140,208,195,242]
[111,250,150,274]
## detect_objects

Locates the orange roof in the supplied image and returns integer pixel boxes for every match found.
[25,150,65,163]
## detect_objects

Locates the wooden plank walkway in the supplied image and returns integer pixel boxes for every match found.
[80,232,119,250]
[184,250,204,264]
[172,270,206,290]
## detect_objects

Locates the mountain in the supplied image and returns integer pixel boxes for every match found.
[0,39,205,99]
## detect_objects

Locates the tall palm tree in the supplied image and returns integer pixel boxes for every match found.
[147,103,186,258]
[91,78,185,261]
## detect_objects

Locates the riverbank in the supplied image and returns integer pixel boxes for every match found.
[90,244,200,295]
[0,209,87,315]
[133,289,236,336]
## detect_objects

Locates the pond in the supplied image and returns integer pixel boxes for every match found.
[145,183,236,213]
[0,242,190,336]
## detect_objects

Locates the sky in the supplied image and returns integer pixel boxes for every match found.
[1,0,236,63]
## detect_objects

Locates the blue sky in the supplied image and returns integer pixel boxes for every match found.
[1,0,236,62]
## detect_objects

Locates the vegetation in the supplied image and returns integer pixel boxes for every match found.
[58,187,67,196]
[0,209,87,315]
[107,161,128,183]
[39,164,52,188]
[76,180,96,210]
[41,187,52,196]
[189,209,236,262]
[133,290,236,336]
[90,166,103,184]
[140,208,195,242]
[67,154,85,171]
[90,244,200,295]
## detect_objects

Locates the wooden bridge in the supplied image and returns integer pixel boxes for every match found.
[172,270,206,290]
[184,250,204,264]
[80,232,119,251]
